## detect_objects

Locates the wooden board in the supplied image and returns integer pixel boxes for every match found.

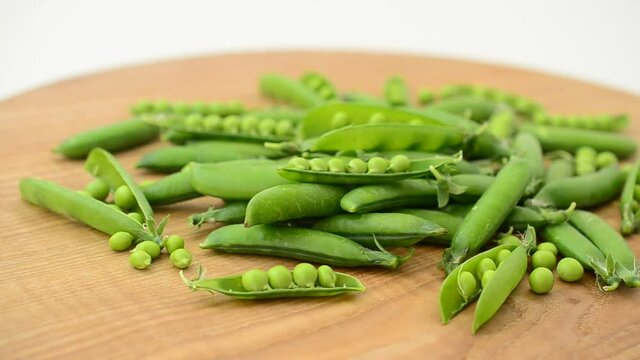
[1,52,640,360]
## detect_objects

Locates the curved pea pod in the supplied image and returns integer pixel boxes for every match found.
[181,265,365,300]
[439,244,518,324]
[528,166,625,209]
[143,167,201,205]
[442,157,532,274]
[340,179,439,213]
[472,245,527,333]
[513,132,544,196]
[312,213,447,248]
[569,210,640,287]
[620,160,640,235]
[137,141,285,173]
[520,123,637,158]
[393,208,462,244]
[244,183,348,227]
[383,76,409,106]
[441,203,575,231]
[54,119,159,159]
[188,202,248,228]
[259,73,325,108]
[426,96,498,122]
[190,159,292,201]
[541,222,620,291]
[19,178,153,242]
[201,224,414,269]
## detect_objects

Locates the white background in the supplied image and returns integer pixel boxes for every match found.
[1,0,639,100]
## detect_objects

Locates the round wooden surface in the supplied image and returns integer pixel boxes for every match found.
[1,52,640,360]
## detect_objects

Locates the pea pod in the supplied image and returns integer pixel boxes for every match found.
[441,203,575,231]
[620,160,640,235]
[312,213,447,248]
[393,208,462,244]
[438,84,544,116]
[300,71,337,101]
[568,210,640,287]
[486,106,515,139]
[532,112,628,132]
[201,224,413,269]
[259,73,325,108]
[54,119,159,159]
[383,76,409,106]
[340,179,439,213]
[181,265,364,300]
[188,202,248,228]
[143,167,200,205]
[19,178,153,242]
[426,96,497,122]
[245,183,348,227]
[131,100,244,116]
[342,92,388,105]
[513,132,544,196]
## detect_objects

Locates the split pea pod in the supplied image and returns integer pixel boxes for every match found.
[620,160,640,235]
[259,73,325,108]
[569,210,640,287]
[54,119,159,159]
[201,224,413,269]
[245,183,348,226]
[300,71,338,100]
[188,202,248,228]
[443,157,532,274]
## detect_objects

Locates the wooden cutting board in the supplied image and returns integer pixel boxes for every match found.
[1,52,639,360]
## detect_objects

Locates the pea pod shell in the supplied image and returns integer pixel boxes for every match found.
[393,208,462,244]
[143,168,201,206]
[340,179,438,213]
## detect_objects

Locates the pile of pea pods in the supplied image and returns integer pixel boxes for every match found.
[19,70,640,333]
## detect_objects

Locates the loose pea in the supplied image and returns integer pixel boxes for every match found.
[275,120,293,136]
[317,265,337,288]
[288,157,310,170]
[369,112,386,124]
[331,112,349,128]
[170,248,192,269]
[109,231,133,251]
[129,250,152,270]
[476,258,497,279]
[557,257,584,282]
[134,240,161,259]
[76,190,92,197]
[203,114,222,130]
[532,250,557,270]
[457,271,477,300]
[481,269,495,288]
[529,267,554,294]
[222,115,241,133]
[185,113,204,129]
[389,155,410,173]
[495,249,512,266]
[367,157,389,174]
[292,263,318,288]
[327,158,346,173]
[267,265,293,289]
[575,162,596,176]
[107,203,123,213]
[242,269,269,291]
[127,212,144,223]
[595,151,618,168]
[258,118,276,135]
[309,158,329,172]
[165,234,185,254]
[536,242,558,255]
[114,185,136,210]
[240,115,259,133]
[84,178,109,201]
[347,158,367,174]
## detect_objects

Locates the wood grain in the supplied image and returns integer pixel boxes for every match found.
[1,52,639,360]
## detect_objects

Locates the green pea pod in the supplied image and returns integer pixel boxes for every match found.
[439,244,518,324]
[245,183,348,226]
[442,157,532,274]
[342,92,388,106]
[188,202,248,228]
[541,223,619,291]
[426,96,497,122]
[532,112,628,132]
[520,123,637,158]
[383,76,409,106]
[448,174,495,204]
[393,208,462,244]
[259,73,325,108]
[300,71,338,101]
[486,106,516,139]
[143,168,201,206]
[620,160,640,235]
[54,119,159,159]
[438,84,544,116]
[545,154,575,183]
[528,166,625,209]
[201,224,414,269]
[312,213,447,248]
[568,210,640,287]
[247,107,306,123]
[340,179,439,213]
[190,159,292,200]
[513,132,544,196]
[19,178,153,242]
[472,245,527,333]
[181,265,364,300]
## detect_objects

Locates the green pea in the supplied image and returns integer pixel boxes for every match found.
[165,234,185,254]
[127,212,144,223]
[222,115,241,133]
[109,231,133,251]
[369,112,386,124]
[209,102,223,114]
[134,240,161,259]
[153,100,172,113]
[331,112,349,128]
[258,118,276,135]
[242,269,270,291]
[318,86,334,100]
[480,269,495,288]
[367,157,389,174]
[347,158,367,174]
[227,100,244,114]
[107,203,123,213]
[172,101,190,115]
[240,115,259,133]
[417,89,434,105]
[317,265,337,288]
[292,263,318,288]
[288,157,310,170]
[529,267,554,294]
[389,155,410,173]
[267,265,293,289]
[305,76,323,89]
[595,151,618,168]
[531,250,557,270]
[575,162,596,176]
[575,146,597,161]
[495,249,511,266]
[556,257,584,282]
[76,190,92,197]
[185,113,204,129]
[191,101,208,114]
[203,114,222,130]
[475,258,497,279]
[536,242,558,255]
[129,250,151,270]
[84,178,109,201]
[457,271,477,300]
[497,235,520,247]
[170,248,192,269]
[275,120,293,136]
[327,158,346,173]
[114,185,136,210]
[309,158,329,172]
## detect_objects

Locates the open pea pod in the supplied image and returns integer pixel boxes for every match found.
[181,266,365,300]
